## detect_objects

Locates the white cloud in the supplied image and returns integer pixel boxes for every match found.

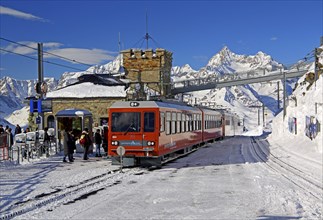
[0,6,48,22]
[2,41,116,64]
[46,48,115,64]
[270,37,278,41]
[3,41,38,55]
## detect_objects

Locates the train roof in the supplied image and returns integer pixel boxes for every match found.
[110,100,199,111]
[198,107,223,115]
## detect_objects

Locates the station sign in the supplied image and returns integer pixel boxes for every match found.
[30,99,52,113]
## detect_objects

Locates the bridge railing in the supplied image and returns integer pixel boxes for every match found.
[171,69,307,93]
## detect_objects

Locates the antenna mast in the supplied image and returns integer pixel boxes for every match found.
[145,11,149,49]
[118,32,121,53]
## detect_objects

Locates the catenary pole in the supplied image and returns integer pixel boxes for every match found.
[37,43,44,130]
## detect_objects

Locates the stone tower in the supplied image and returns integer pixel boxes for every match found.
[121,48,173,100]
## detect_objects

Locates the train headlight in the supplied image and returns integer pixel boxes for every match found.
[147,141,155,146]
[111,141,119,146]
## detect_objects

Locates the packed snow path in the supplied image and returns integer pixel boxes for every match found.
[0,136,321,219]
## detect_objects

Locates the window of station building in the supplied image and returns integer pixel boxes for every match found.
[166,112,171,135]
[47,115,55,128]
[144,112,155,132]
[172,112,177,134]
[160,112,165,132]
[100,118,108,126]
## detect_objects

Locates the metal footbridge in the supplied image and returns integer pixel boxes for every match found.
[170,69,307,95]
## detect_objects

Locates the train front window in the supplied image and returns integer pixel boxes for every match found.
[144,112,155,132]
[111,112,141,132]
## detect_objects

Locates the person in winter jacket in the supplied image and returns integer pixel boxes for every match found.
[62,128,72,162]
[14,124,22,136]
[80,128,92,160]
[94,129,102,157]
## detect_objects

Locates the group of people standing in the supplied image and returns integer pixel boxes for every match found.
[61,127,105,162]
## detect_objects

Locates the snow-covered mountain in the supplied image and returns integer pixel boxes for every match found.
[0,77,58,119]
[171,46,283,81]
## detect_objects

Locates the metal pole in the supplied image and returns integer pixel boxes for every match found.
[38,43,44,99]
[258,108,260,126]
[277,81,280,109]
[38,43,44,130]
[262,103,265,127]
[314,48,318,88]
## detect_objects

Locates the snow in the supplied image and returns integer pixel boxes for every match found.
[5,106,29,129]
[0,133,321,219]
[46,82,127,98]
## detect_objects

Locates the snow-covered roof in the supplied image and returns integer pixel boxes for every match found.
[46,82,127,98]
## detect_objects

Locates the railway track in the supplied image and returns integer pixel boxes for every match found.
[249,136,322,201]
[0,167,146,220]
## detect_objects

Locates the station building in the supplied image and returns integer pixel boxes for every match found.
[39,48,173,135]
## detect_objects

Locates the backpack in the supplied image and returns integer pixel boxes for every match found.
[79,134,86,145]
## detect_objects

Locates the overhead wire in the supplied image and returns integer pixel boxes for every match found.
[0,37,102,74]
[0,48,94,73]
[0,37,95,68]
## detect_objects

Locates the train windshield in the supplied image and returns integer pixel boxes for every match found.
[111,112,141,132]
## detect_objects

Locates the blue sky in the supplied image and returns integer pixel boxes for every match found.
[0,0,322,80]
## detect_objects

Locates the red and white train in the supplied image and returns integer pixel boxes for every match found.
[108,100,240,167]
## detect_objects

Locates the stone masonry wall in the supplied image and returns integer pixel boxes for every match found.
[122,48,173,96]
[44,97,124,127]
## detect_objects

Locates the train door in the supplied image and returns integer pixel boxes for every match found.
[222,115,225,137]
[142,110,158,155]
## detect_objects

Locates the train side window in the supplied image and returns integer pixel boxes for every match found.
[144,112,155,132]
[177,112,181,133]
[182,113,186,133]
[188,114,192,131]
[160,112,165,132]
[172,112,177,134]
[187,114,189,132]
[166,112,171,135]
[195,114,198,131]
[206,115,209,129]
[204,115,207,129]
